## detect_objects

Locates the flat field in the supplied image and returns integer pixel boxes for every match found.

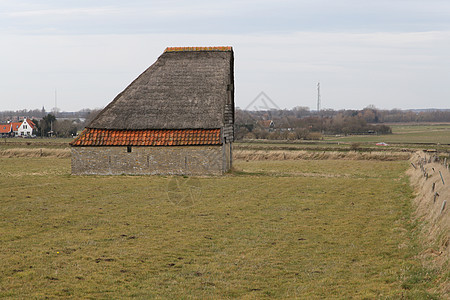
[0,156,442,298]
[0,137,72,149]
[325,123,450,145]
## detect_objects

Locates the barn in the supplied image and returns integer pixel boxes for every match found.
[70,46,234,175]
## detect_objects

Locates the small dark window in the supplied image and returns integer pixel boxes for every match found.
[127,146,132,153]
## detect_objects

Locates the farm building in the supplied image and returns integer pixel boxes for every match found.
[70,46,234,175]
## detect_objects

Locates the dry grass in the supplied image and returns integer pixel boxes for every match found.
[408,152,450,295]
[0,148,70,158]
[0,157,443,298]
[235,149,411,161]
[0,148,411,161]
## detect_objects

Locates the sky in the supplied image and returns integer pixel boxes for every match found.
[1,0,449,112]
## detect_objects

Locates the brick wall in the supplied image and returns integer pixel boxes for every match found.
[71,145,229,175]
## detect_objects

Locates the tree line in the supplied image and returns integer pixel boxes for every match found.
[1,106,449,139]
[0,108,101,138]
[29,110,102,138]
[235,106,450,140]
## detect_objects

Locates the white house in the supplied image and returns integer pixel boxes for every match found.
[14,119,35,137]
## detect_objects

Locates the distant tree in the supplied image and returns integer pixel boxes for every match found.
[294,128,309,139]
[253,128,269,139]
[41,114,56,137]
[235,126,250,140]
[306,132,322,140]
[54,120,77,137]
[83,109,102,127]
[361,108,377,123]
[31,119,40,136]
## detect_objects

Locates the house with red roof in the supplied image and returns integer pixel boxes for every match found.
[257,120,275,132]
[17,119,35,137]
[11,122,20,134]
[1,119,36,137]
[70,46,234,175]
[0,123,12,137]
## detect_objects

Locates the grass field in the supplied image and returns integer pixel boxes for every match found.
[0,137,72,149]
[233,123,450,156]
[2,123,449,153]
[325,123,450,145]
[0,156,443,298]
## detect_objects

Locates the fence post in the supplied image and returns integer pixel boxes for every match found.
[434,192,439,203]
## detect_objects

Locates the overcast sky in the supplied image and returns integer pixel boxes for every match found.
[1,0,449,111]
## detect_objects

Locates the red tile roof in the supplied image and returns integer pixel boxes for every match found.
[0,124,11,134]
[11,122,21,132]
[258,120,274,128]
[25,119,36,129]
[164,46,232,52]
[70,128,222,147]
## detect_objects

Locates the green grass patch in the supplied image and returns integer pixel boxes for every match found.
[325,123,450,145]
[0,157,442,298]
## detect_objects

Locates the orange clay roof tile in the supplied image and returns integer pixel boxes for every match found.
[164,46,232,53]
[70,128,221,147]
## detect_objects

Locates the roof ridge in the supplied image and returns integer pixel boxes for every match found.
[164,46,232,52]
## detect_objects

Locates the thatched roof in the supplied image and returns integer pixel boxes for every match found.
[88,46,234,130]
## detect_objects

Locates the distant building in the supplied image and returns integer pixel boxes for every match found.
[0,118,35,137]
[17,119,35,136]
[0,123,11,137]
[257,120,275,132]
[70,46,235,175]
[11,122,21,135]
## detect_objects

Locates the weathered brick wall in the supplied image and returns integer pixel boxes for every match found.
[71,146,228,175]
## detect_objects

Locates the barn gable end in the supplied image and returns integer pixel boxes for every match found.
[70,46,234,175]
